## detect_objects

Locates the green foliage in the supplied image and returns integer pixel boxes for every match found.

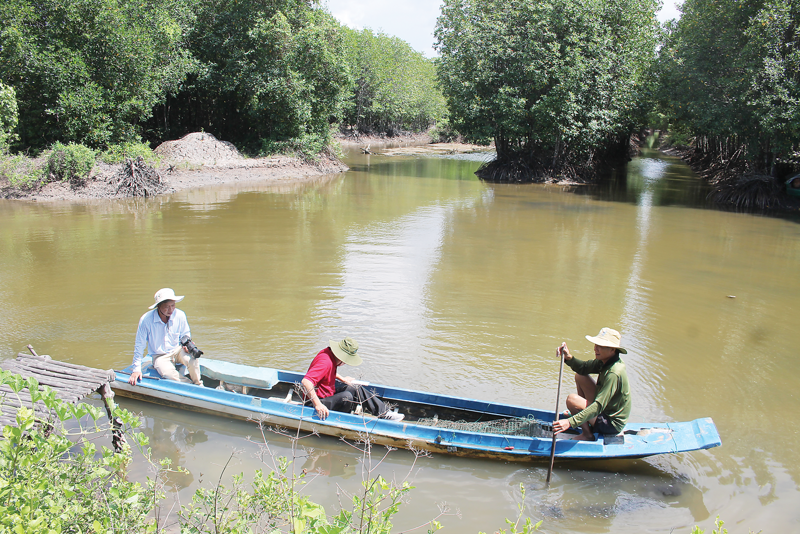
[261,131,331,162]
[664,123,693,148]
[46,141,95,184]
[1,0,453,160]
[100,141,160,165]
[691,516,728,534]
[179,425,446,534]
[334,476,416,534]
[0,370,155,533]
[655,0,800,175]
[0,370,539,534]
[0,0,198,150]
[181,457,331,533]
[0,82,18,149]
[745,0,800,153]
[428,118,461,143]
[655,0,761,140]
[155,0,349,152]
[479,484,541,534]
[435,0,660,175]
[341,27,447,135]
[0,152,42,187]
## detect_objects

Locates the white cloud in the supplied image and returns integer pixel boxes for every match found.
[324,0,683,57]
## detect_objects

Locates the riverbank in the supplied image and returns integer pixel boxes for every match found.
[659,140,800,212]
[0,132,348,202]
[336,130,433,149]
[0,158,348,202]
[1,131,496,202]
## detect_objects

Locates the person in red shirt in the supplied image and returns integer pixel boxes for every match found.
[301,337,404,421]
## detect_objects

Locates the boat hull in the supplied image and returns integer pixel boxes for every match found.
[112,359,721,462]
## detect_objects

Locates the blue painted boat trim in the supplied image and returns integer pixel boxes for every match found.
[114,358,721,460]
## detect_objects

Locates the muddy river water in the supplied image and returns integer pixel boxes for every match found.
[1,147,799,532]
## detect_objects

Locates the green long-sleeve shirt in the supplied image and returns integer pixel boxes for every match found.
[565,354,631,433]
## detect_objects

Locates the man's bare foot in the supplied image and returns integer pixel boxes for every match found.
[567,432,595,441]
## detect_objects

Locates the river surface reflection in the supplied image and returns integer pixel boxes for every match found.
[1,147,800,532]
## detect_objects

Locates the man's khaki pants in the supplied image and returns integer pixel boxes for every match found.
[152,346,202,385]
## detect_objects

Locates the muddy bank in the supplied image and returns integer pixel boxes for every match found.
[336,131,433,148]
[335,131,495,160]
[660,143,800,212]
[1,132,348,202]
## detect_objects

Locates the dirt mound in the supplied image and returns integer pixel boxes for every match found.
[3,131,350,201]
[155,132,244,166]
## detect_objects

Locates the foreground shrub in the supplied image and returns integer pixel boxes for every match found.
[46,142,95,184]
[691,516,728,534]
[0,153,43,188]
[0,369,548,533]
[0,371,154,533]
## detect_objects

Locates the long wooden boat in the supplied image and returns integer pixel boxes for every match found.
[112,357,721,461]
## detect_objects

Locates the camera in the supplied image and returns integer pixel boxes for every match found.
[180,335,203,359]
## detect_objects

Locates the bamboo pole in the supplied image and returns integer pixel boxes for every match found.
[546,346,566,487]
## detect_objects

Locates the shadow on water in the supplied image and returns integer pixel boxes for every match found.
[574,149,800,223]
[509,457,708,529]
[573,150,715,210]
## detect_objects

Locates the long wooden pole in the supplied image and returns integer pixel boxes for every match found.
[546,347,565,487]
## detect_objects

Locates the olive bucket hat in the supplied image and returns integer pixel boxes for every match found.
[585,327,627,354]
[149,288,185,309]
[329,337,363,366]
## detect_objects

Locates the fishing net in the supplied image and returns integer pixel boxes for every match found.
[413,415,554,438]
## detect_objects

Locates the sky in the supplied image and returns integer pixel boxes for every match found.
[324,0,683,58]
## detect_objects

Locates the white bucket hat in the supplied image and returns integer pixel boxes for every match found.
[329,337,363,366]
[149,288,185,309]
[585,327,627,354]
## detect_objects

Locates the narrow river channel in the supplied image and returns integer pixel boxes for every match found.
[1,147,799,532]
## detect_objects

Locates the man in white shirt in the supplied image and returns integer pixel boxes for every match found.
[128,288,203,386]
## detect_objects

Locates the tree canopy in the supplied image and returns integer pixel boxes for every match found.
[656,0,800,177]
[148,0,350,151]
[435,0,660,181]
[0,82,17,149]
[0,0,198,150]
[340,27,446,135]
[0,0,389,154]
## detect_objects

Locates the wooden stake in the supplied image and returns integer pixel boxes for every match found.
[546,346,566,487]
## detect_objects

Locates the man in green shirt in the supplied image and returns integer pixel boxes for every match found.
[552,327,631,440]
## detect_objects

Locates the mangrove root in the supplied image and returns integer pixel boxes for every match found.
[708,174,795,210]
[476,154,594,184]
[114,156,166,197]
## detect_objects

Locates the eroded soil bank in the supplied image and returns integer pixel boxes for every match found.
[1,132,348,202]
